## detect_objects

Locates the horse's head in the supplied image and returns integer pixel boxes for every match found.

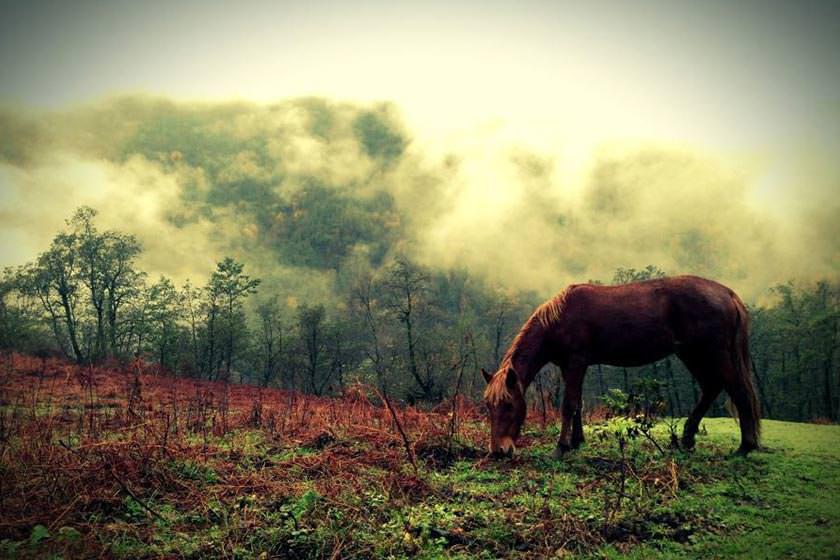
[482,367,526,458]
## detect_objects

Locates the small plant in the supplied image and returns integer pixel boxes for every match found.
[595,379,672,531]
[170,459,219,484]
[600,380,667,451]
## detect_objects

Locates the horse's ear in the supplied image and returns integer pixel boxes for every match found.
[505,367,519,390]
[481,368,493,384]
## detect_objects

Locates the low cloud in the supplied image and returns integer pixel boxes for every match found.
[0,95,836,303]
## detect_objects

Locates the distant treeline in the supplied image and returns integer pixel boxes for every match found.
[1,208,837,422]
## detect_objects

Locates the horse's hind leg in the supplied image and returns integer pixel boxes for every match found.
[682,384,722,449]
[678,353,723,450]
[722,377,760,454]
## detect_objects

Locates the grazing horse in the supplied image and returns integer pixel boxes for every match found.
[481,275,761,458]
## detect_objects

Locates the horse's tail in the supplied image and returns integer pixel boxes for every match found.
[731,293,761,441]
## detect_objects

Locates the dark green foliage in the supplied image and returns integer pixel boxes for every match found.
[272,186,400,270]
[749,281,840,422]
[351,107,407,164]
[120,106,268,176]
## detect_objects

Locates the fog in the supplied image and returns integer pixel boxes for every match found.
[1,95,837,303]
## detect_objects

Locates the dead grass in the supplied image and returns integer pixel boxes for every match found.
[0,352,527,553]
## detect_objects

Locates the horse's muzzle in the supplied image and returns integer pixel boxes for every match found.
[490,447,514,460]
[489,437,515,459]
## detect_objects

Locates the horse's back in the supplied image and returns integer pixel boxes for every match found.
[568,275,736,315]
[557,275,741,365]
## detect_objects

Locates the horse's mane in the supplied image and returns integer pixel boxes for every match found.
[483,287,572,404]
[533,288,570,328]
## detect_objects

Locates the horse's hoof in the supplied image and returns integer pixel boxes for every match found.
[733,443,759,457]
[552,444,571,460]
[669,434,681,450]
[488,451,509,461]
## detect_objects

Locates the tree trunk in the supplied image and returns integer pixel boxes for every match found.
[225,298,234,376]
[402,307,429,398]
[58,286,83,363]
[206,307,217,380]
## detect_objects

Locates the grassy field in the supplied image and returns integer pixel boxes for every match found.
[1,355,839,559]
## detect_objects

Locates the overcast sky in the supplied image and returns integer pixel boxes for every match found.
[0,0,838,298]
[2,0,838,147]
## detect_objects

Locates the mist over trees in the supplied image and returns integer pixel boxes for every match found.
[1,94,835,422]
[1,207,837,423]
[2,95,837,306]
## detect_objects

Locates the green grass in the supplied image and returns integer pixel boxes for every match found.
[3,418,838,559]
[663,418,840,560]
[580,418,840,559]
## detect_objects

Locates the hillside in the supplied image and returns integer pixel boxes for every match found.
[1,354,838,559]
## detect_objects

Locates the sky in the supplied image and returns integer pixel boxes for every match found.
[1,0,838,301]
[2,1,837,141]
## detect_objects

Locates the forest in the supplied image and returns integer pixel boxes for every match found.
[2,205,837,423]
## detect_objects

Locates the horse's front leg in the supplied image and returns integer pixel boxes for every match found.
[571,408,585,449]
[553,362,585,458]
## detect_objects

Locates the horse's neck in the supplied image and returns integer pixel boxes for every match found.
[510,320,549,389]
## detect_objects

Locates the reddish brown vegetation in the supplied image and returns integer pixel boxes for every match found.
[0,352,561,553]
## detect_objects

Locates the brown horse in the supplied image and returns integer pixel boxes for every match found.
[481,275,761,458]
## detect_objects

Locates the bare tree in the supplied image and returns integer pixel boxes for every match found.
[297,304,330,395]
[353,273,389,391]
[384,257,432,399]
[255,296,286,388]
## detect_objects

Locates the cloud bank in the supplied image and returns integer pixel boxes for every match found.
[0,95,836,303]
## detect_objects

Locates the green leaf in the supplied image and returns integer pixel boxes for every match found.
[292,489,320,519]
[57,526,82,542]
[30,524,50,545]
